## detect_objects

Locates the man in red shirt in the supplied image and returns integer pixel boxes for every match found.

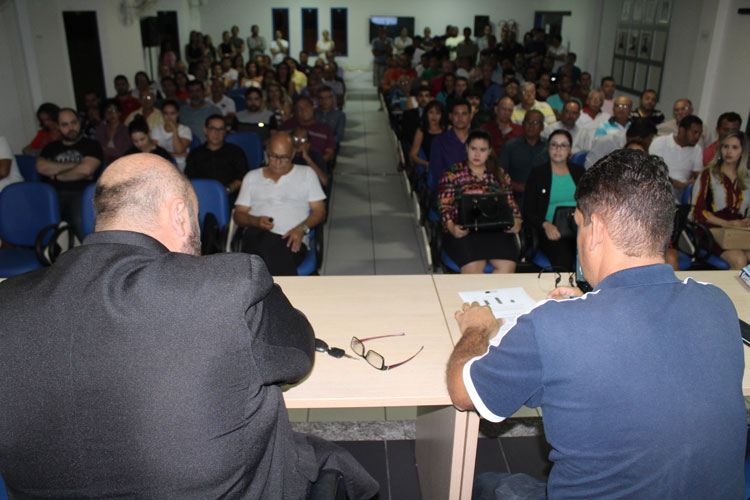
[702,112,742,165]
[482,96,522,156]
[113,75,140,122]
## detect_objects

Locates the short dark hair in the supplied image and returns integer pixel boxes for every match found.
[464,88,482,99]
[36,102,60,123]
[187,79,204,90]
[576,149,674,257]
[416,85,432,95]
[103,98,122,114]
[626,118,657,140]
[548,129,572,145]
[679,115,703,130]
[114,74,128,84]
[448,97,470,114]
[563,99,581,111]
[244,87,262,99]
[160,76,176,86]
[128,114,150,136]
[601,76,615,85]
[204,114,225,127]
[294,95,314,108]
[161,99,180,113]
[717,111,742,129]
[523,109,544,122]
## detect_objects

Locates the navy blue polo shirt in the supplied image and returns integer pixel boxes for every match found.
[465,264,746,499]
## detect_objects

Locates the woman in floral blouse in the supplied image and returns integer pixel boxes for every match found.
[438,129,522,273]
[691,130,750,269]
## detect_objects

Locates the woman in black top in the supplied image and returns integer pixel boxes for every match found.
[124,115,174,163]
[409,100,446,171]
[523,129,585,271]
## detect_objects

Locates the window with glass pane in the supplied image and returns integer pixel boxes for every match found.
[331,8,348,56]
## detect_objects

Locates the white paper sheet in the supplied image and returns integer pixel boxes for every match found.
[458,287,539,345]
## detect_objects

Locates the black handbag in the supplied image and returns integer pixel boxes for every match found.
[458,193,515,231]
[552,206,577,239]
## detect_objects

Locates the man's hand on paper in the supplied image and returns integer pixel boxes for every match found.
[547,286,583,301]
[455,302,504,342]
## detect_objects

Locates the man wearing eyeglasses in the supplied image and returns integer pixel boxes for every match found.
[447,149,745,499]
[185,114,248,204]
[594,95,632,137]
[233,132,326,275]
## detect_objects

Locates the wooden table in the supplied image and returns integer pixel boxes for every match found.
[276,275,472,500]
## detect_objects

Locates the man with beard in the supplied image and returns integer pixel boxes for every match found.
[36,108,103,239]
[179,80,221,143]
[233,87,277,142]
[0,153,378,499]
[113,74,141,121]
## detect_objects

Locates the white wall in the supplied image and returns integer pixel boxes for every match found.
[197,0,599,73]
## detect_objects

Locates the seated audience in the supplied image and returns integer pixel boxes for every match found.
[482,96,523,157]
[543,100,591,154]
[151,99,192,172]
[473,62,504,108]
[389,75,415,112]
[95,98,131,164]
[276,62,295,98]
[123,114,174,162]
[36,108,103,239]
[234,87,277,143]
[430,60,456,96]
[157,76,184,108]
[438,129,521,273]
[523,129,585,271]
[630,89,664,127]
[174,71,190,100]
[436,73,457,105]
[239,61,263,88]
[23,102,61,156]
[80,92,103,139]
[0,152,378,499]
[571,71,592,103]
[286,58,308,95]
[546,74,581,118]
[594,96,632,136]
[401,86,434,149]
[511,82,556,125]
[691,130,750,269]
[502,78,521,105]
[292,127,328,188]
[185,114,248,203]
[131,71,153,100]
[428,99,471,194]
[220,57,238,89]
[445,76,469,111]
[0,136,24,193]
[465,89,492,129]
[265,81,293,125]
[180,80,221,143]
[113,75,141,121]
[657,98,694,137]
[500,109,549,196]
[314,86,345,145]
[410,100,446,172]
[586,118,656,170]
[234,132,326,276]
[649,115,703,201]
[206,78,236,125]
[281,97,336,163]
[535,73,553,101]
[600,76,616,114]
[322,64,345,108]
[576,89,610,131]
[703,112,742,166]
[451,149,746,500]
[124,88,164,130]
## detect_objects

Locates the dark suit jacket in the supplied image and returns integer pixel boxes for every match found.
[0,230,318,499]
[523,162,585,231]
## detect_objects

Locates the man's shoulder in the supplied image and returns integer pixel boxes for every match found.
[221,142,246,157]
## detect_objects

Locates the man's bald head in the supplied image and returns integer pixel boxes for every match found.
[94,153,200,254]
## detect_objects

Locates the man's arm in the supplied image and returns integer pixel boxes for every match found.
[234,204,274,231]
[37,156,100,180]
[281,200,326,253]
[446,303,503,410]
[0,159,10,180]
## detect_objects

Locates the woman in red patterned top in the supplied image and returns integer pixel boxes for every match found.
[438,129,522,273]
[691,130,750,269]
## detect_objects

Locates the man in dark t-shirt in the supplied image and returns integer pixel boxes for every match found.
[37,108,103,239]
[185,114,248,205]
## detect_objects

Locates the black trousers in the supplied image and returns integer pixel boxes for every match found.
[239,227,307,276]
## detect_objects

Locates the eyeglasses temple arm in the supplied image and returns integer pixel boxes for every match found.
[384,345,424,370]
[358,332,405,342]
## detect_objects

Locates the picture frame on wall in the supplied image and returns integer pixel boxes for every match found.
[626,29,639,57]
[621,0,633,22]
[638,31,652,59]
[658,0,672,24]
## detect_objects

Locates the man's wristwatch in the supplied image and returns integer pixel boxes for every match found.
[300,224,310,235]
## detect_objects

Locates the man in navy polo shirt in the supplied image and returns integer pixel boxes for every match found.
[447,149,746,499]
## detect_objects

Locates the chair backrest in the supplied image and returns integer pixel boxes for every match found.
[189,135,201,151]
[225,132,263,170]
[0,182,60,246]
[190,179,230,230]
[14,155,40,182]
[81,182,97,237]
[229,94,247,112]
[570,151,588,167]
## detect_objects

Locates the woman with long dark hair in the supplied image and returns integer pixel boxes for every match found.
[409,100,446,170]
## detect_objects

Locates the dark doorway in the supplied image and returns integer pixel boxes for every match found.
[474,15,490,37]
[331,8,348,56]
[140,11,180,80]
[156,11,180,63]
[302,8,318,55]
[273,8,290,41]
[533,11,571,37]
[63,11,106,108]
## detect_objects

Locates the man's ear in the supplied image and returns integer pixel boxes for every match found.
[589,213,607,251]
[167,197,189,238]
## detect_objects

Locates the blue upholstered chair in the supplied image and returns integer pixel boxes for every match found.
[0,182,65,277]
[570,151,588,167]
[14,154,40,182]
[190,179,230,231]
[81,182,96,237]
[225,132,264,170]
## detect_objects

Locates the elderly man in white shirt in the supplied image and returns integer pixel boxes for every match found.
[543,100,592,155]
